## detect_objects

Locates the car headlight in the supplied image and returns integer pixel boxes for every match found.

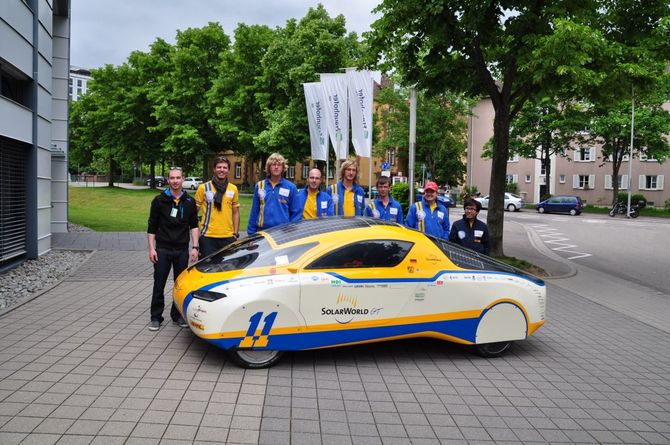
[192,290,227,302]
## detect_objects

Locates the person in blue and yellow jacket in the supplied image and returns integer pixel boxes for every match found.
[297,168,334,219]
[247,153,302,235]
[405,181,450,239]
[327,158,366,216]
[365,176,403,223]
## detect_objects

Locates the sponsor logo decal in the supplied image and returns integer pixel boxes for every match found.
[321,293,383,324]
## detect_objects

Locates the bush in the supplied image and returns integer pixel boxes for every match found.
[460,185,479,201]
[391,182,410,213]
[505,182,519,194]
[665,198,670,210]
[616,192,647,206]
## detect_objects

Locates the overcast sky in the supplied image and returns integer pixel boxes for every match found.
[70,0,381,69]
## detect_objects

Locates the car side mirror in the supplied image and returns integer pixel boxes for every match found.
[287,267,298,274]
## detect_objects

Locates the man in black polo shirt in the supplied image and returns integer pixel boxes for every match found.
[449,198,490,255]
[147,167,199,331]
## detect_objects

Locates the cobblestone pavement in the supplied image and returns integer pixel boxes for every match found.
[0,249,669,444]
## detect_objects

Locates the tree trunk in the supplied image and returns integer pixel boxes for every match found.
[108,154,114,187]
[486,109,511,257]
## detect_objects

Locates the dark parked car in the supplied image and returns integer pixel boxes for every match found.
[536,195,583,216]
[145,176,165,187]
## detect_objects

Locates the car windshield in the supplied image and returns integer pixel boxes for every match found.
[194,235,318,273]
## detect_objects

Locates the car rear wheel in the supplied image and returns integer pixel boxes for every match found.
[475,341,512,358]
[537,207,545,214]
[229,349,283,369]
[507,204,517,212]
[569,209,577,216]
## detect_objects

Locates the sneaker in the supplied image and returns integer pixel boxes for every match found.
[174,317,188,328]
[148,320,160,331]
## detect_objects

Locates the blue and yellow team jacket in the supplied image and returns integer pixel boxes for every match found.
[295,188,334,218]
[405,198,450,239]
[365,197,404,224]
[247,178,302,235]
[327,181,366,216]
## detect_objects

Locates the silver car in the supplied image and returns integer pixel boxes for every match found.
[475,192,525,212]
[183,177,203,190]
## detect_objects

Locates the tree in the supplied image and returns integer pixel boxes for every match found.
[255,5,363,162]
[367,0,669,255]
[208,24,275,184]
[376,86,471,187]
[151,22,231,176]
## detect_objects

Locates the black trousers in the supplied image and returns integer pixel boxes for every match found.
[199,235,236,257]
[150,247,188,323]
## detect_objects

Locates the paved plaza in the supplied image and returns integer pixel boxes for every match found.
[0,233,668,444]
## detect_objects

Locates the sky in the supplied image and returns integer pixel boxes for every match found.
[70,0,382,69]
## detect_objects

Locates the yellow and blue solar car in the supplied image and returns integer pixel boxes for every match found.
[174,218,546,368]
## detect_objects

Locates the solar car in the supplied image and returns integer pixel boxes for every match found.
[173,218,546,368]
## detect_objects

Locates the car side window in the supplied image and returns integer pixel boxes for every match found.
[549,197,561,203]
[306,240,414,269]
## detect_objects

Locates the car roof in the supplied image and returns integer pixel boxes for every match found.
[262,217,402,246]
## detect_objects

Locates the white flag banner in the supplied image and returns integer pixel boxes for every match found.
[303,82,328,161]
[346,69,374,157]
[320,73,349,160]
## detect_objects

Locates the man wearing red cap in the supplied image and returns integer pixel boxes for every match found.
[405,181,450,239]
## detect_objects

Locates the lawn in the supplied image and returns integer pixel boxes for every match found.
[69,186,253,231]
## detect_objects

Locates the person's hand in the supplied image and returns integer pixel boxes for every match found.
[149,249,158,264]
[189,248,199,263]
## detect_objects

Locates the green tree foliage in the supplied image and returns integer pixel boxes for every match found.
[255,5,363,162]
[390,182,409,213]
[376,86,471,188]
[367,0,670,255]
[151,23,231,176]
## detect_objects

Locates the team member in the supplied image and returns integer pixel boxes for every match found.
[449,198,490,255]
[147,167,199,331]
[327,158,366,216]
[365,176,403,223]
[247,153,302,235]
[405,181,450,239]
[195,156,240,257]
[297,168,334,219]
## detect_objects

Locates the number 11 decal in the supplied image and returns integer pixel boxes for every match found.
[239,311,277,348]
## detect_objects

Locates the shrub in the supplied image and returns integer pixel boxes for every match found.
[461,185,479,200]
[505,182,519,194]
[665,198,670,210]
[391,182,410,213]
[616,192,647,206]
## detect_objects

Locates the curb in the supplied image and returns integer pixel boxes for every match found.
[520,222,578,280]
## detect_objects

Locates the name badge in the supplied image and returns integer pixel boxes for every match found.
[437,211,445,219]
[170,207,178,218]
[320,201,328,209]
[279,187,290,197]
[390,208,398,215]
[226,190,234,198]
[474,230,484,238]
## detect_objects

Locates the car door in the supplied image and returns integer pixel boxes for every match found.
[298,240,417,328]
[547,197,562,212]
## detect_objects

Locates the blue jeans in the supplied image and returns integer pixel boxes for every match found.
[150,247,188,323]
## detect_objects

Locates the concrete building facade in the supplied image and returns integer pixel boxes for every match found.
[468,98,669,207]
[0,0,70,266]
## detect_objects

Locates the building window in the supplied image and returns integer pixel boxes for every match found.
[234,163,241,179]
[387,149,396,166]
[559,174,566,184]
[525,175,531,183]
[540,164,546,175]
[639,153,657,162]
[0,67,31,107]
[505,174,517,184]
[639,175,664,190]
[575,147,594,162]
[605,175,628,190]
[288,166,295,179]
[77,79,82,87]
[573,174,594,189]
[302,162,310,179]
[508,154,519,162]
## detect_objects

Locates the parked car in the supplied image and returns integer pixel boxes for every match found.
[145,176,165,187]
[173,217,546,368]
[536,195,583,216]
[475,193,525,211]
[416,188,456,207]
[183,177,203,190]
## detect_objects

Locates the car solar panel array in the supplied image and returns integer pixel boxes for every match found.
[264,217,398,245]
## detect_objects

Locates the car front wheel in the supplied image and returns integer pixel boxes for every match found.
[475,341,512,358]
[229,349,283,369]
[537,207,545,214]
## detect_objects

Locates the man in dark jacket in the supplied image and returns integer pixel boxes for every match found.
[449,198,490,255]
[147,167,199,331]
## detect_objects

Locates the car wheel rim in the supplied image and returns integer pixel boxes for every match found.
[235,349,279,365]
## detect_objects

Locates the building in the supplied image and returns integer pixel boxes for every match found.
[468,98,669,207]
[69,66,91,101]
[0,0,71,267]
